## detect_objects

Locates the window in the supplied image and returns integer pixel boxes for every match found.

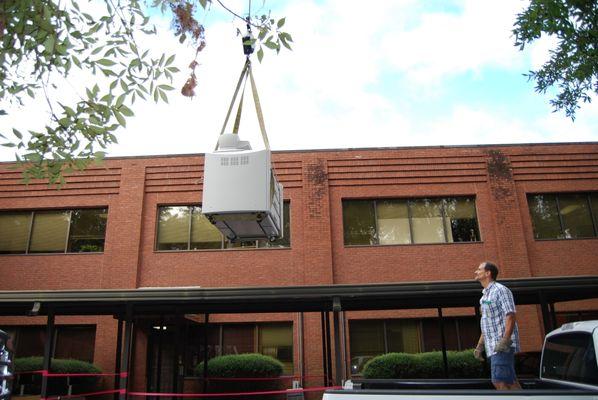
[542,332,598,386]
[343,197,480,246]
[0,208,108,254]
[1,325,96,362]
[156,202,290,251]
[349,317,479,374]
[528,193,598,239]
[181,322,293,376]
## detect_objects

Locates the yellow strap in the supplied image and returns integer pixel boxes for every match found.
[216,59,250,150]
[248,63,270,150]
[216,59,270,151]
[232,75,248,135]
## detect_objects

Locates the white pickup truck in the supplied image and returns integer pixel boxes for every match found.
[323,320,598,399]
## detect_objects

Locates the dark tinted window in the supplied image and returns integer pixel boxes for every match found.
[542,332,598,385]
[68,209,108,252]
[343,201,377,245]
[528,193,598,239]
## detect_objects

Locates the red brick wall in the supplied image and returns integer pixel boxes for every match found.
[1,143,597,386]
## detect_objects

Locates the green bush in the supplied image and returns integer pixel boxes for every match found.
[194,353,283,377]
[363,349,487,379]
[15,357,102,395]
[194,353,284,395]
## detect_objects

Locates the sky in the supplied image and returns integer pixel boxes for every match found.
[1,0,597,161]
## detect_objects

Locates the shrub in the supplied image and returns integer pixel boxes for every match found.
[194,353,283,378]
[194,353,284,394]
[14,357,101,395]
[363,349,486,379]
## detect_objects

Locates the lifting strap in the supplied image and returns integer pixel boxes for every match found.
[216,59,270,150]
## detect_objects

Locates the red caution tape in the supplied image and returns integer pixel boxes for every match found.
[128,386,342,398]
[42,389,124,400]
[200,374,326,381]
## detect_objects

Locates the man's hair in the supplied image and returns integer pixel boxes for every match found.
[483,262,499,280]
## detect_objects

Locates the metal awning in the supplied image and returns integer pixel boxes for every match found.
[0,275,596,316]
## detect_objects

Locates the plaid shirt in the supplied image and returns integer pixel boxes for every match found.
[479,281,520,357]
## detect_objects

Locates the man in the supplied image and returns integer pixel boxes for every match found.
[474,261,521,390]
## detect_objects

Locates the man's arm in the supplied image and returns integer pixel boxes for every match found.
[495,288,517,352]
[504,312,516,339]
[474,333,485,361]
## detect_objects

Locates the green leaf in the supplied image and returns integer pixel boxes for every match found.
[93,151,106,162]
[97,58,116,66]
[118,105,134,117]
[199,0,208,9]
[12,129,22,139]
[158,85,174,91]
[159,89,168,103]
[257,47,264,62]
[179,33,186,44]
[43,35,56,54]
[165,54,175,66]
[277,18,286,28]
[113,110,126,127]
[264,41,278,50]
[280,32,293,42]
[116,94,126,107]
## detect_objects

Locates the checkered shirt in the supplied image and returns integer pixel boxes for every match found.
[479,281,521,357]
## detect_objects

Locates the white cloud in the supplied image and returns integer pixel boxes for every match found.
[1,0,596,163]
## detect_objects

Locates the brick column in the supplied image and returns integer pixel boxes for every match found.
[101,163,146,289]
[301,157,334,285]
[300,157,335,391]
[485,149,543,350]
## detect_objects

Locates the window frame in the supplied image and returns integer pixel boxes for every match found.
[527,192,598,241]
[342,196,481,247]
[155,202,291,252]
[0,208,108,255]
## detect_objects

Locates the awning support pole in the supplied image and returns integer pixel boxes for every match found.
[119,305,134,400]
[320,312,329,386]
[41,308,55,400]
[539,291,552,335]
[332,297,343,386]
[202,313,210,393]
[114,318,123,400]
[437,307,449,379]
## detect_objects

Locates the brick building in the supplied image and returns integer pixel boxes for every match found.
[0,142,597,391]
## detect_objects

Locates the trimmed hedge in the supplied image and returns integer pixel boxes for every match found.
[15,357,101,395]
[194,353,284,394]
[194,353,283,377]
[362,349,488,379]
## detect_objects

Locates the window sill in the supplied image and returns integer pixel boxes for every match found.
[344,241,484,248]
[533,237,598,242]
[154,247,292,253]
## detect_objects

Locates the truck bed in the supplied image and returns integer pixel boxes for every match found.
[322,379,598,399]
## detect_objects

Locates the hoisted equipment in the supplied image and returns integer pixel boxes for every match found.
[201,47,283,242]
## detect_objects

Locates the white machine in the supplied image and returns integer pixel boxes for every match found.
[202,57,283,242]
[202,133,283,242]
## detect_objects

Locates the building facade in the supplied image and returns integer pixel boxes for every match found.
[1,142,597,391]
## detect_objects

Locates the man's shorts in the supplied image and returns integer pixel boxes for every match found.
[490,350,516,384]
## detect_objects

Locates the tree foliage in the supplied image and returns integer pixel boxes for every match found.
[0,0,291,184]
[513,0,598,119]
